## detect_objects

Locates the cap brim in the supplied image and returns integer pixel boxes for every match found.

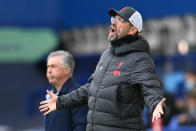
[108,9,118,16]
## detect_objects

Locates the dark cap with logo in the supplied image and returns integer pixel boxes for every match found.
[108,7,143,33]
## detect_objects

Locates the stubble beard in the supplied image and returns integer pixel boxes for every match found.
[108,32,118,42]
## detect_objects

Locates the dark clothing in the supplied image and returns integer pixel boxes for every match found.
[57,35,165,131]
[45,78,88,131]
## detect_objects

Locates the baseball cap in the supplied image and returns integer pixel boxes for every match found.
[108,7,143,33]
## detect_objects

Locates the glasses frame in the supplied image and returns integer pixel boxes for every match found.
[111,16,126,23]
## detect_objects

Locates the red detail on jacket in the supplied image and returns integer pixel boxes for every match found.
[111,70,121,76]
[118,62,124,69]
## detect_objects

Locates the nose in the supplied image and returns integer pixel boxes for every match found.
[111,19,117,25]
[47,67,52,74]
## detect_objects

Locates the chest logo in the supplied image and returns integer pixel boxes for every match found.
[111,62,124,76]
[111,70,121,76]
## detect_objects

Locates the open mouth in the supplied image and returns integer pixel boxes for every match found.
[110,27,116,34]
[111,28,115,32]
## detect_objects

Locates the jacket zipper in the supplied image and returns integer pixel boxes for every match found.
[91,49,113,130]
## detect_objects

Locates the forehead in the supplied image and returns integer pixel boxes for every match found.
[47,56,62,64]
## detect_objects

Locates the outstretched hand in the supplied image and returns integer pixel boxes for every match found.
[39,90,58,115]
[152,98,166,122]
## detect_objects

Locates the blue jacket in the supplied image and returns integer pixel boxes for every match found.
[45,78,88,131]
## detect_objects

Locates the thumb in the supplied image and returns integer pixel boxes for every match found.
[160,98,166,105]
[47,90,56,97]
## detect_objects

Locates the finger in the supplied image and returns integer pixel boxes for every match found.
[152,116,155,122]
[158,113,161,118]
[40,107,49,112]
[156,115,158,120]
[44,109,51,115]
[40,100,48,105]
[160,109,164,114]
[47,90,56,97]
[39,104,48,109]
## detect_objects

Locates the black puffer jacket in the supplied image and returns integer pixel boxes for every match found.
[57,35,165,131]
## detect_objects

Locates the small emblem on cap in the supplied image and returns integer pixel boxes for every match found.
[120,7,127,12]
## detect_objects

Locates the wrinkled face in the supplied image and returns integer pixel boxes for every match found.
[46,56,69,86]
[108,15,132,41]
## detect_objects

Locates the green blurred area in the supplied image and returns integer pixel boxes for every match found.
[0,27,58,63]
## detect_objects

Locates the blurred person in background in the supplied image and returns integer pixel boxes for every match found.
[172,70,196,116]
[174,70,196,113]
[178,89,196,125]
[40,7,166,131]
[168,88,196,129]
[44,50,88,131]
[167,70,196,129]
[185,71,196,92]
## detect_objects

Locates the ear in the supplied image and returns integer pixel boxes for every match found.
[64,66,71,76]
[129,26,138,35]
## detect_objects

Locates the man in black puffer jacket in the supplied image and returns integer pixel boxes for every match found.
[40,6,166,131]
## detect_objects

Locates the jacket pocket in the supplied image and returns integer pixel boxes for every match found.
[117,83,144,118]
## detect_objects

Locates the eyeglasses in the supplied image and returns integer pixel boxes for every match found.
[111,17,126,23]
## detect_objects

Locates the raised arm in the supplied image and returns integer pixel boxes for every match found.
[56,82,90,110]
[131,54,166,122]
[39,78,91,115]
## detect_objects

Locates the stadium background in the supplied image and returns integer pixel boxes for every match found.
[0,0,196,130]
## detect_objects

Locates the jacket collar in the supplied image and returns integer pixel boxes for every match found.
[110,35,150,56]
[53,78,74,95]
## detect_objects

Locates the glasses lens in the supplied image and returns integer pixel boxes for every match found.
[111,17,125,23]
[111,17,114,23]
[118,18,123,23]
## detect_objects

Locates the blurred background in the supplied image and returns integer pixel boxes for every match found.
[1,0,196,131]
